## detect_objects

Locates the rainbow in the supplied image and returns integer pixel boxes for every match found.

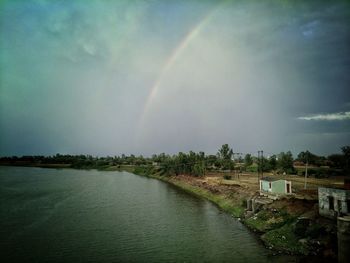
[137,2,225,130]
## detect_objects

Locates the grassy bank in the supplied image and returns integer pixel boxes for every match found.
[162,176,244,217]
[244,209,311,254]
[132,166,245,217]
[261,223,309,255]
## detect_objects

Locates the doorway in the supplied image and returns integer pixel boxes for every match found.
[286,183,290,193]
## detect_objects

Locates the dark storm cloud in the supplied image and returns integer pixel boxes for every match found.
[0,0,349,156]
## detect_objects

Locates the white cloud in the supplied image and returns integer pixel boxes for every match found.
[298,111,350,121]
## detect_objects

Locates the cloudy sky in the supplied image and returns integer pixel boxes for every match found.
[0,0,349,157]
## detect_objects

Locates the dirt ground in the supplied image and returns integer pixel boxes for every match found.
[190,171,346,201]
[173,173,320,220]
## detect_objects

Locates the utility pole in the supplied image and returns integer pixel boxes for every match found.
[261,150,264,179]
[304,155,308,190]
[257,151,260,183]
[257,150,264,184]
[257,151,261,183]
[233,152,242,179]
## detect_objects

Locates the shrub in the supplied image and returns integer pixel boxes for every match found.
[246,165,258,172]
[223,174,232,180]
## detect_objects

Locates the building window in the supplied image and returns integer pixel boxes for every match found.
[328,196,334,210]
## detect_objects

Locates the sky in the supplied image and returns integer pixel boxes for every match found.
[0,0,349,157]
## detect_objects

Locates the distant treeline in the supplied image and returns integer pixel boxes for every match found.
[1,145,349,177]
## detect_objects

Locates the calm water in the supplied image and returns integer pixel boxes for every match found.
[0,167,297,262]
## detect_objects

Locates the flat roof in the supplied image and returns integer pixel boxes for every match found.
[260,177,279,182]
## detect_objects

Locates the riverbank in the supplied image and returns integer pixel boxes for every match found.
[130,166,337,261]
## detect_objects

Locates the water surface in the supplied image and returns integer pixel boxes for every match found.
[0,167,296,262]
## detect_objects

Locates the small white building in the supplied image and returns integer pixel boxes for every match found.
[259,177,292,195]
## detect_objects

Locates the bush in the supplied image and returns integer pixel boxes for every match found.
[223,174,232,180]
[246,165,258,172]
[262,223,309,255]
[192,163,205,177]
[133,165,155,176]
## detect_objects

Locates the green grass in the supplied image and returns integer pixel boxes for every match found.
[261,223,309,255]
[245,215,272,232]
[244,209,310,254]
[245,209,296,232]
[99,165,136,172]
[133,171,245,218]
[161,178,245,217]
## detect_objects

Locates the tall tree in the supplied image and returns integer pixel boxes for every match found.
[217,144,234,170]
[278,151,294,174]
[341,146,350,172]
[268,155,277,171]
[217,144,233,160]
[244,154,253,167]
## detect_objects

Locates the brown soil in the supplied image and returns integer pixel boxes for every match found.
[174,172,342,217]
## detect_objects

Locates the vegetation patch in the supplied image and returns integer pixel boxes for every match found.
[223,174,232,180]
[245,216,271,232]
[245,209,295,232]
[166,178,245,217]
[261,223,309,255]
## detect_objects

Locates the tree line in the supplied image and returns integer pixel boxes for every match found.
[0,145,349,177]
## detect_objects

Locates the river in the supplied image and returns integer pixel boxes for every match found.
[0,166,298,262]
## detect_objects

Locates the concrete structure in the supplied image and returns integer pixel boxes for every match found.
[318,187,350,219]
[246,196,272,214]
[259,177,292,195]
[337,216,350,263]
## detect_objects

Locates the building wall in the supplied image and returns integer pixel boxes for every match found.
[261,181,270,192]
[318,187,350,219]
[271,180,286,194]
[260,180,291,194]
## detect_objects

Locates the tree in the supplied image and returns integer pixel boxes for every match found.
[217,144,234,170]
[298,151,311,163]
[341,146,350,156]
[278,151,295,174]
[297,150,322,165]
[341,146,350,172]
[328,154,344,168]
[261,157,271,172]
[244,154,253,168]
[192,162,205,177]
[268,155,277,171]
